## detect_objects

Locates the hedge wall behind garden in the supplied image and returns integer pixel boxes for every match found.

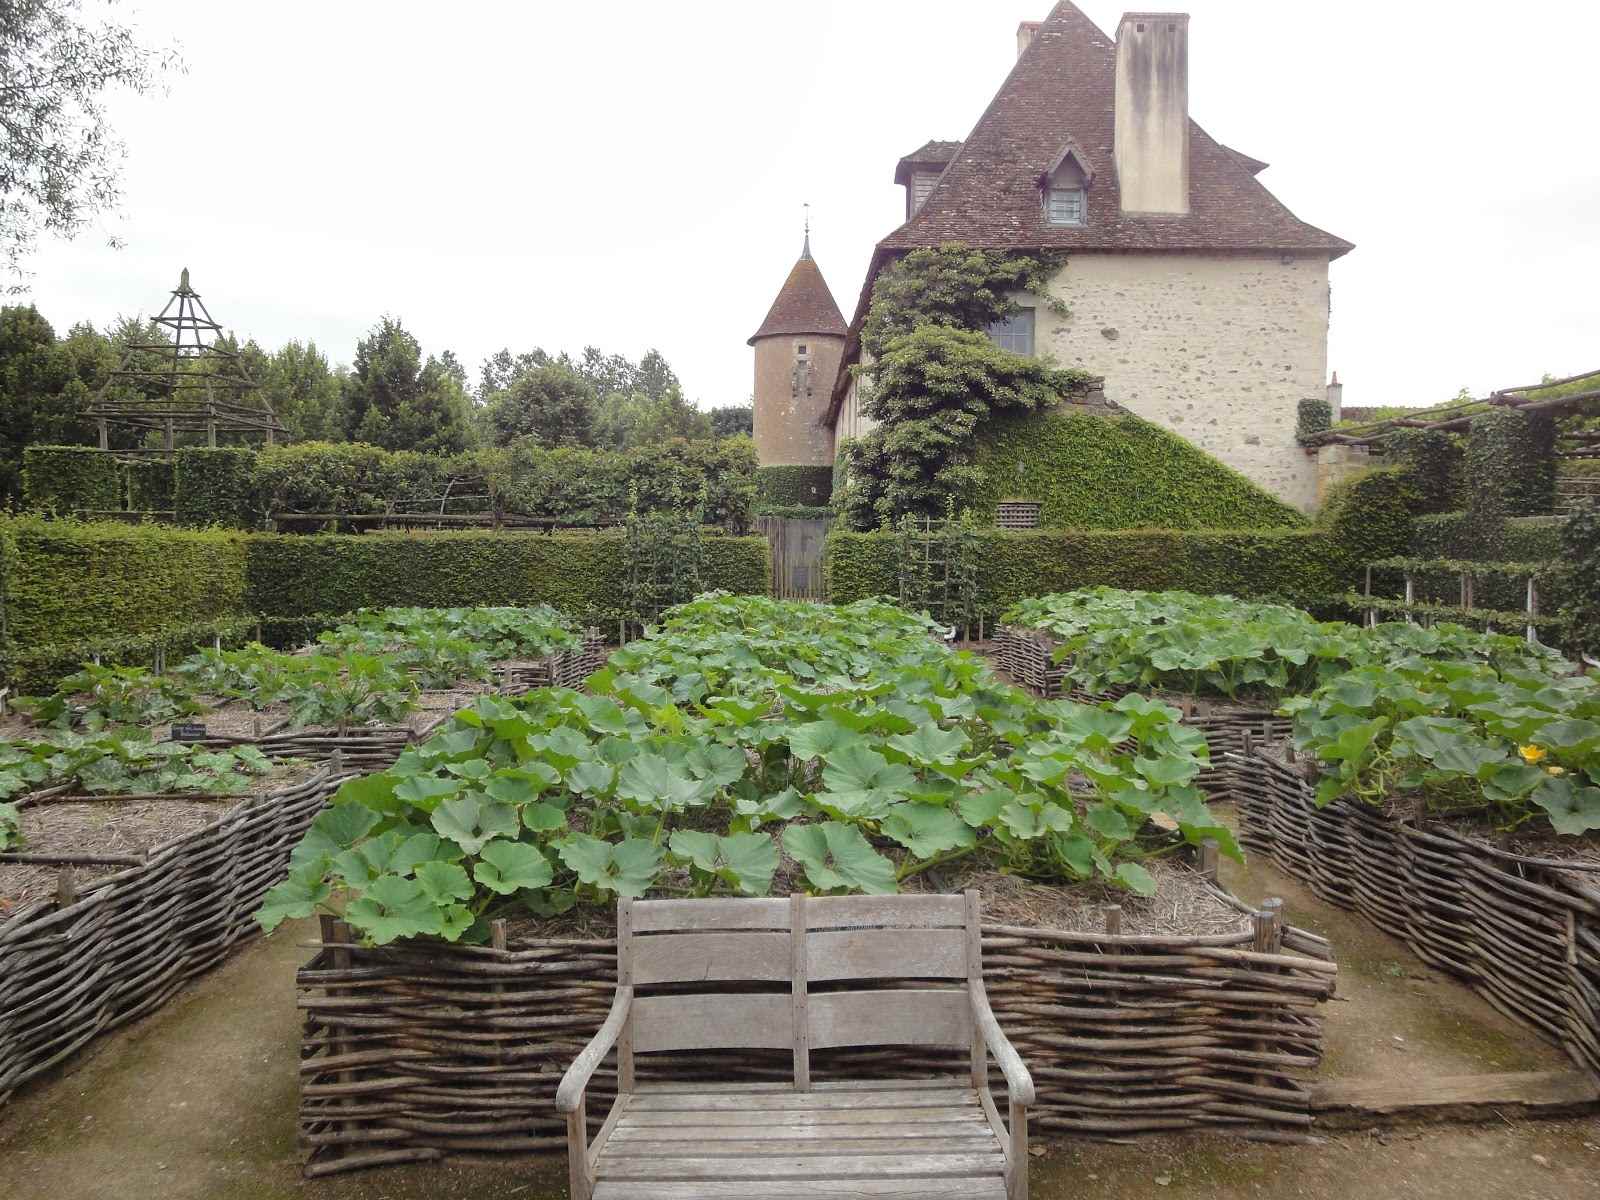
[826,527,1338,616]
[244,530,769,626]
[966,411,1307,530]
[20,446,122,514]
[756,465,834,507]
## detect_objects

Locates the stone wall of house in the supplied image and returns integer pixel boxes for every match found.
[753,333,843,467]
[1033,252,1330,511]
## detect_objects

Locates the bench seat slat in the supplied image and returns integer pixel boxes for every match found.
[601,1151,1007,1182]
[594,1181,1007,1200]
[619,1105,988,1128]
[626,1087,975,1111]
[608,1122,994,1145]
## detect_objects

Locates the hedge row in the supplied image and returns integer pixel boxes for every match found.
[966,411,1308,530]
[755,465,834,507]
[1408,509,1568,613]
[0,517,250,650]
[1466,409,1556,517]
[20,446,123,514]
[825,466,1415,618]
[244,530,767,626]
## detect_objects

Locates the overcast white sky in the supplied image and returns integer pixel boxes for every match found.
[22,1,1600,410]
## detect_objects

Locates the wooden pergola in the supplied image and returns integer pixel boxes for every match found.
[85,268,285,453]
[1305,367,1600,455]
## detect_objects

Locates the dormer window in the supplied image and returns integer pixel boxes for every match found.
[1047,188,1084,226]
[1040,140,1094,228]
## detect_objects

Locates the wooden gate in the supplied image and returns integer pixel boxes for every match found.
[757,514,832,600]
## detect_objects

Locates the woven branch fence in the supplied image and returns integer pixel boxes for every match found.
[1234,750,1600,1075]
[296,873,1336,1176]
[0,766,350,1103]
[991,626,1292,798]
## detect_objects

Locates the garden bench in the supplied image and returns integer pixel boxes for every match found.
[557,890,1034,1200]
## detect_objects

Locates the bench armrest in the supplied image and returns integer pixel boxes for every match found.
[556,985,633,1113]
[971,978,1034,1106]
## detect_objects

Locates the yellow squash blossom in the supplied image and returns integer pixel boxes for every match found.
[1519,744,1547,764]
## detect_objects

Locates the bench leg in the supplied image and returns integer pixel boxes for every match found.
[566,1098,593,1200]
[1009,1099,1029,1200]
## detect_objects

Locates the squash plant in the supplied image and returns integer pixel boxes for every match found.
[258,595,1236,946]
[15,664,202,731]
[0,731,272,803]
[1283,659,1600,835]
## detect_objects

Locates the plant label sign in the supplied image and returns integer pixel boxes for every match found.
[170,723,210,742]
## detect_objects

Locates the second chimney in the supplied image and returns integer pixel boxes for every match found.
[1114,13,1190,214]
[1017,21,1041,57]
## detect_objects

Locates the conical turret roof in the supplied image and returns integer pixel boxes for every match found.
[748,240,848,345]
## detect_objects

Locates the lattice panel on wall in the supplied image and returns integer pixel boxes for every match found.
[996,501,1042,530]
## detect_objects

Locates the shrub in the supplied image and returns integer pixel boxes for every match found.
[1556,500,1600,656]
[20,446,122,514]
[1382,428,1462,514]
[1465,409,1556,517]
[175,447,259,528]
[825,526,1338,617]
[967,410,1306,530]
[756,465,834,507]
[243,530,768,627]
[125,460,175,511]
[1316,467,1416,579]
[1296,397,1332,444]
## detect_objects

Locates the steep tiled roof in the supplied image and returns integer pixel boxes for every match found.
[881,2,1351,257]
[826,1,1351,423]
[749,242,848,344]
[894,140,963,186]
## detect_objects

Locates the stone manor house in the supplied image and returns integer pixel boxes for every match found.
[749,1,1351,512]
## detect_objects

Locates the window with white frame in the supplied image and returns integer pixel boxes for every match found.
[1047,187,1085,226]
[987,308,1035,356]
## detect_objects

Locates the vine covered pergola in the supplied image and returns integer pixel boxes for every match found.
[86,268,285,453]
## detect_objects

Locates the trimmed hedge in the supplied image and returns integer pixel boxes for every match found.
[756,465,834,507]
[175,446,260,528]
[0,516,250,653]
[1465,409,1556,517]
[21,446,122,514]
[1296,397,1332,444]
[126,459,175,511]
[244,530,769,627]
[966,411,1307,530]
[1412,511,1566,564]
[1315,467,1416,578]
[825,527,1337,617]
[1382,428,1462,514]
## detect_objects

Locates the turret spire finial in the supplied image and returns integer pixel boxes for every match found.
[802,203,811,260]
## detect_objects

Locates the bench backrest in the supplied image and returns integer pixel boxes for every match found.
[618,892,980,1088]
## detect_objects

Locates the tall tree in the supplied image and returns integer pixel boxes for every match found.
[0,1,180,283]
[0,305,89,495]
[340,318,474,454]
[485,361,596,447]
[258,339,343,442]
[591,385,711,451]
[708,403,753,438]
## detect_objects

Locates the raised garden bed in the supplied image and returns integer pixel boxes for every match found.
[0,764,347,1103]
[1234,750,1600,1075]
[991,625,1292,799]
[294,856,1336,1176]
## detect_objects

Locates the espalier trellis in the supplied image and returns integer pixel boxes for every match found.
[256,594,1238,946]
[622,485,705,638]
[894,508,981,638]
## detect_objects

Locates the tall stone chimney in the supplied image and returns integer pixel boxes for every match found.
[1326,371,1343,421]
[1114,13,1190,214]
[1016,21,1041,57]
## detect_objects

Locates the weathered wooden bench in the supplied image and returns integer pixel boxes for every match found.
[557,890,1034,1200]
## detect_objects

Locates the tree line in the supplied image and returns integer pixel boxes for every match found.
[0,305,753,501]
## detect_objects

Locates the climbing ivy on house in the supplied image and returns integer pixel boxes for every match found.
[836,245,1093,529]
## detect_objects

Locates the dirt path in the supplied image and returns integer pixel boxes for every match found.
[0,852,1596,1200]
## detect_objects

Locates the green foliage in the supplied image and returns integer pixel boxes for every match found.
[839,327,1096,526]
[1556,501,1600,656]
[1315,468,1416,579]
[859,245,1067,356]
[827,527,1340,617]
[340,317,475,455]
[1381,429,1462,515]
[21,445,121,513]
[255,339,344,442]
[1282,659,1600,837]
[625,508,704,627]
[174,447,259,528]
[243,529,768,627]
[0,307,99,499]
[317,605,580,685]
[0,801,19,850]
[174,642,418,728]
[967,410,1306,530]
[260,594,1230,942]
[756,465,834,507]
[708,404,753,438]
[1296,398,1332,444]
[839,244,1088,528]
[484,361,596,447]
[15,663,200,730]
[1465,409,1557,518]
[0,514,250,662]
[0,731,270,803]
[125,459,174,511]
[1006,588,1565,703]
